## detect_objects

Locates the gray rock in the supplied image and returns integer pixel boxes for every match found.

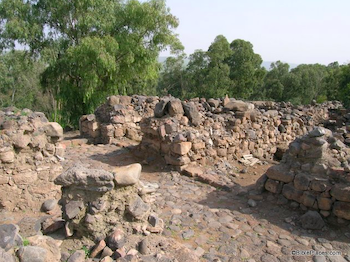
[154,99,170,118]
[17,246,47,262]
[127,196,150,220]
[182,229,194,239]
[54,164,114,192]
[300,211,325,230]
[247,199,257,207]
[309,127,326,138]
[64,201,84,220]
[0,224,22,251]
[67,250,86,262]
[41,199,58,212]
[106,229,125,250]
[182,102,201,126]
[138,238,149,255]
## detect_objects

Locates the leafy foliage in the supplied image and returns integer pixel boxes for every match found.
[0,0,182,126]
[0,50,53,115]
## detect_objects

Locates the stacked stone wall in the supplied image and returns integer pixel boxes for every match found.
[261,127,350,221]
[0,107,64,211]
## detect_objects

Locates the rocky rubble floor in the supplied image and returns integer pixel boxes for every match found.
[2,133,350,262]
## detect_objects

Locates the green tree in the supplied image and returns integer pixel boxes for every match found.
[338,64,350,107]
[185,50,209,98]
[262,61,290,101]
[0,50,53,115]
[0,0,182,126]
[226,39,266,99]
[283,64,328,105]
[157,54,187,98]
[205,35,232,98]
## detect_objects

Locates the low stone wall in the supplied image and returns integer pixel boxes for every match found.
[0,107,64,211]
[80,95,158,144]
[139,97,338,169]
[260,127,350,221]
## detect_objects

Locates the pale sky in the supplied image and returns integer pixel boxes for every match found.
[161,0,350,65]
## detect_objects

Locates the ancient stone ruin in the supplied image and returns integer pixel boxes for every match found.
[80,95,158,144]
[0,107,65,211]
[261,126,350,224]
[81,96,341,171]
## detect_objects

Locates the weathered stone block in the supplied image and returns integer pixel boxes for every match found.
[265,179,283,194]
[282,183,303,202]
[330,185,350,202]
[293,173,311,191]
[317,196,333,211]
[170,142,192,156]
[265,165,295,183]
[333,201,350,220]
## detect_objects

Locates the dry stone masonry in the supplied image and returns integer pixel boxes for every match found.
[261,126,350,224]
[80,95,158,144]
[54,163,169,260]
[139,96,339,170]
[0,107,65,212]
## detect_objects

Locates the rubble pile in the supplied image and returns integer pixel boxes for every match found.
[260,126,350,222]
[0,107,64,211]
[80,95,158,144]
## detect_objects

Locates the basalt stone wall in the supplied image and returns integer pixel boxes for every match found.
[0,107,64,212]
[261,127,350,221]
[80,95,158,144]
[139,97,340,169]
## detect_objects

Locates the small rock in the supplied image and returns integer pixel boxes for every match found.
[300,211,325,230]
[247,199,257,207]
[90,239,106,258]
[42,199,58,212]
[107,229,125,250]
[67,250,86,262]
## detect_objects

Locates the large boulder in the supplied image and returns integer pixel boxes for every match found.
[168,99,184,116]
[54,164,114,192]
[0,224,22,251]
[182,102,201,126]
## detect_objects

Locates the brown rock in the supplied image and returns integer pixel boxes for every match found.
[333,201,350,220]
[317,197,333,211]
[0,148,15,163]
[170,142,192,155]
[90,240,106,258]
[182,166,204,177]
[165,154,191,166]
[330,185,350,202]
[168,99,184,116]
[13,134,31,149]
[265,165,295,183]
[282,183,303,202]
[293,173,312,191]
[265,179,283,194]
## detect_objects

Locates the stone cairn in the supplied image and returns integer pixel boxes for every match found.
[54,163,165,260]
[260,126,350,225]
[0,107,64,211]
[80,95,158,144]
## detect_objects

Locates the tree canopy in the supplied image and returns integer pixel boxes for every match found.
[0,0,182,126]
